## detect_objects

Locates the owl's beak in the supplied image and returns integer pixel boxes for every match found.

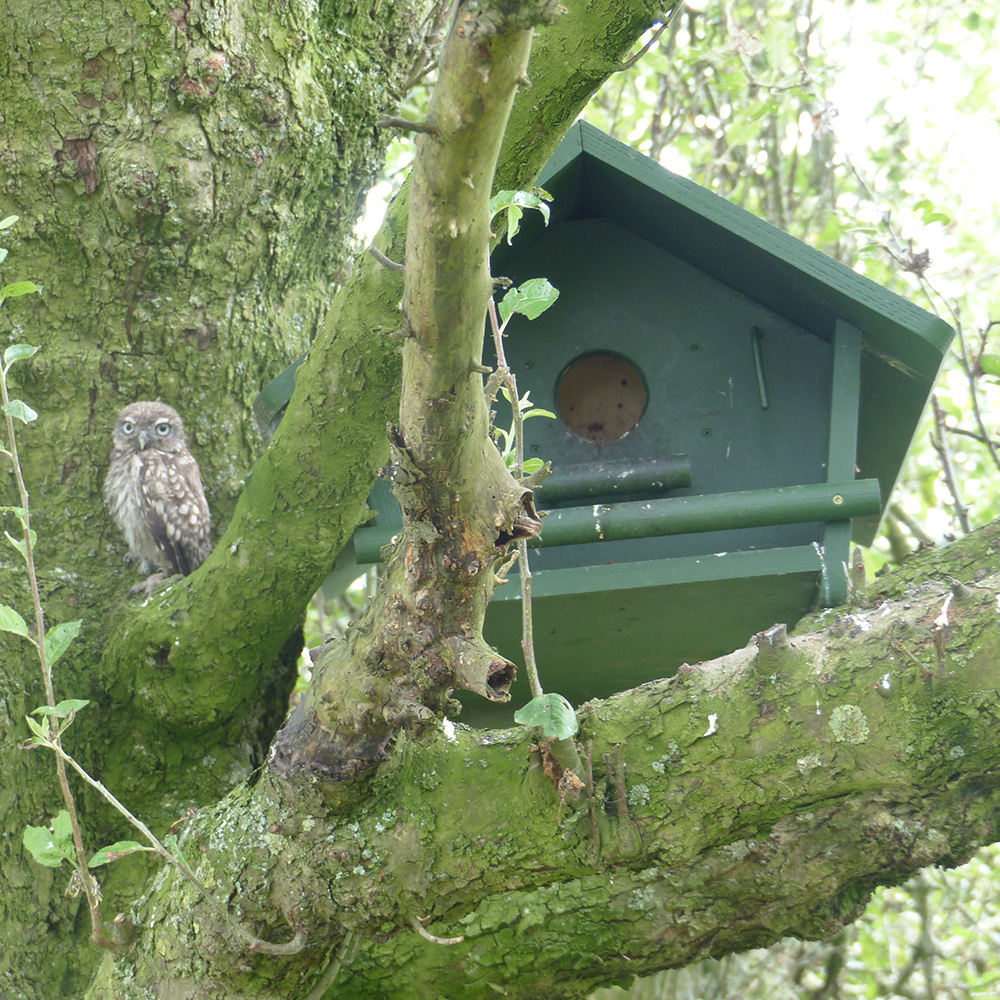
[137,430,149,450]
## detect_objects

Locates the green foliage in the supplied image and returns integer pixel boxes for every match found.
[1,398,38,424]
[23,811,75,869]
[513,693,579,739]
[88,841,147,868]
[41,621,84,668]
[498,276,559,324]
[0,603,31,638]
[494,387,555,475]
[32,698,90,719]
[490,188,552,244]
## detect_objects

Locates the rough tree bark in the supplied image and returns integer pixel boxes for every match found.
[1,1,669,997]
[4,1,997,999]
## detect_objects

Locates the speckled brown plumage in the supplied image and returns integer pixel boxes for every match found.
[104,401,212,580]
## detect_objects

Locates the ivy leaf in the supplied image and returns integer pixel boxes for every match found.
[3,344,40,368]
[1,399,38,424]
[42,620,84,668]
[514,693,580,739]
[0,603,30,637]
[89,841,147,868]
[498,278,560,325]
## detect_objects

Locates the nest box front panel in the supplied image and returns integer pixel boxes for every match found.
[496,217,835,569]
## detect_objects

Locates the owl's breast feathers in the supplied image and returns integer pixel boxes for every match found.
[138,451,212,576]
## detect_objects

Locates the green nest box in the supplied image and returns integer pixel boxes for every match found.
[468,120,953,704]
[275,122,952,721]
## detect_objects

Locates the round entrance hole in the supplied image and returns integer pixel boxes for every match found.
[556,352,647,444]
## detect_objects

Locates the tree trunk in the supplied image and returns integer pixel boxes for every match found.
[1,1,666,996]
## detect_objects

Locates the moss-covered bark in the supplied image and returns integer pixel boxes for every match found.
[0,0,430,992]
[82,528,1000,998]
[2,1,667,996]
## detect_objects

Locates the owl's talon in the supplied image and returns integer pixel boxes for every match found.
[127,571,172,597]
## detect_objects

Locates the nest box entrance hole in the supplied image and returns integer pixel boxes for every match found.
[556,352,648,444]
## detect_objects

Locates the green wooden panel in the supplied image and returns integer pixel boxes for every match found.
[353,480,880,563]
[461,545,823,726]
[821,319,863,604]
[497,122,954,545]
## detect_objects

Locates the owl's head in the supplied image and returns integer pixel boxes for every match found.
[113,401,189,453]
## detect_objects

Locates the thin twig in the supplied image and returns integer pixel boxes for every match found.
[889,502,934,546]
[411,916,464,945]
[585,738,599,857]
[929,395,971,533]
[487,296,543,699]
[617,9,678,71]
[368,245,405,273]
[375,115,439,134]
[1,363,114,950]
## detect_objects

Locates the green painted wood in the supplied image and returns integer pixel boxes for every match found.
[827,320,863,479]
[821,319,863,604]
[353,479,880,563]
[463,545,824,726]
[539,455,692,504]
[501,121,954,546]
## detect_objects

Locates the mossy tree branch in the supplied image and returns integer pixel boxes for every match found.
[270,2,558,786]
[95,0,667,782]
[91,524,1000,998]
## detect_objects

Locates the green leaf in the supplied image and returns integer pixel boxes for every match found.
[490,189,551,244]
[0,248,7,265]
[0,281,42,305]
[32,698,90,719]
[5,528,37,563]
[25,714,49,741]
[980,354,1000,377]
[1,399,38,424]
[163,833,193,872]
[52,809,72,841]
[42,620,83,668]
[522,458,546,474]
[0,215,18,231]
[23,821,75,868]
[498,278,560,324]
[89,840,147,868]
[514,693,580,739]
[522,407,556,421]
[3,344,39,367]
[0,603,30,637]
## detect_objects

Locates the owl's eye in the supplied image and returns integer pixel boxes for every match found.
[155,421,172,436]
[121,420,135,435]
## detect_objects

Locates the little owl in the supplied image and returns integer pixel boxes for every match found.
[104,401,212,584]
